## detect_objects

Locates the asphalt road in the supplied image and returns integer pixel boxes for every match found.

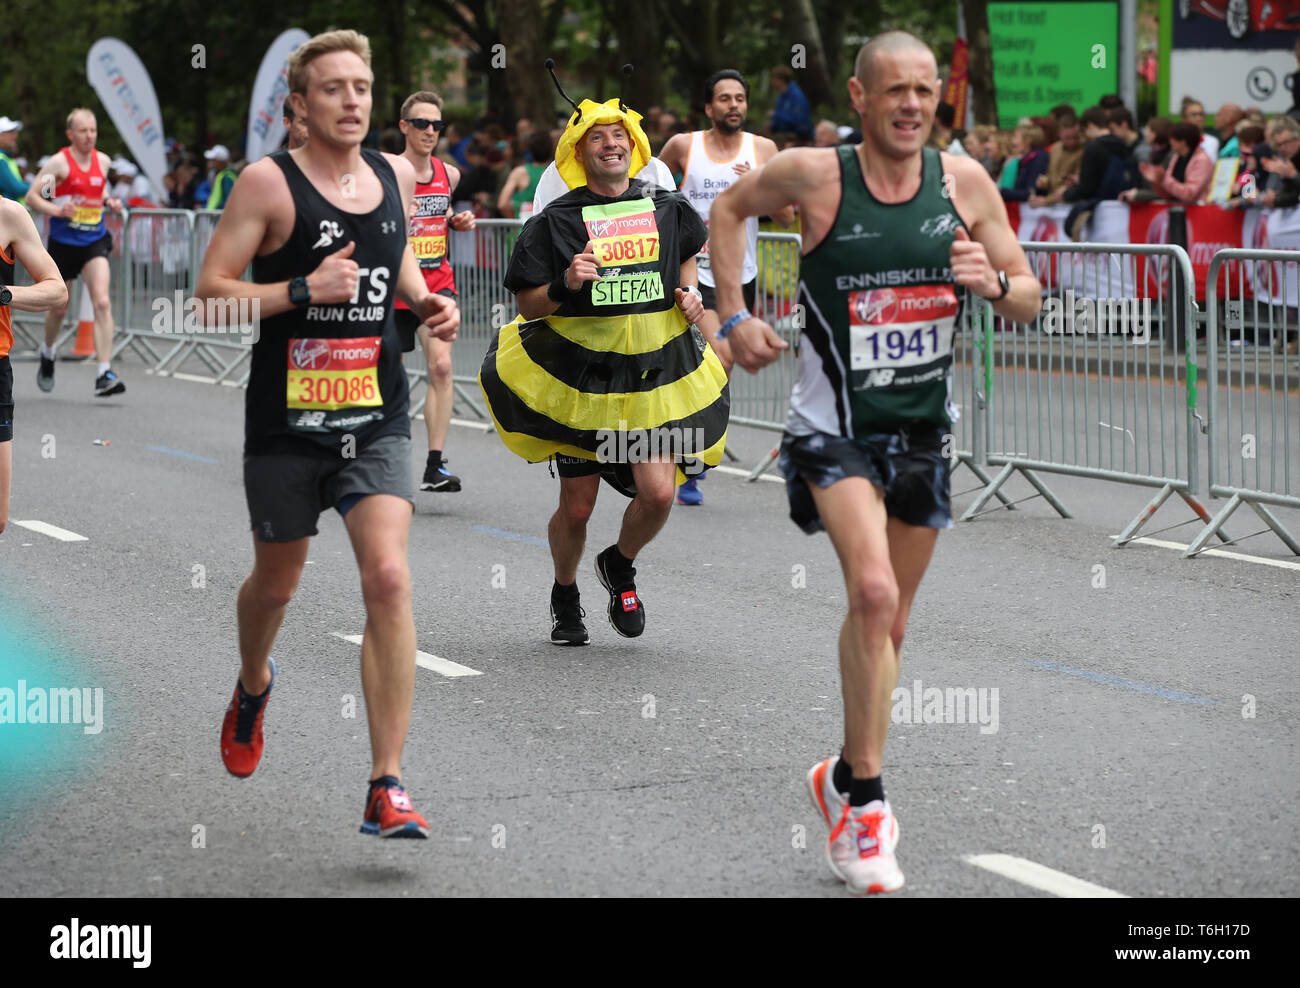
[0,349,1296,898]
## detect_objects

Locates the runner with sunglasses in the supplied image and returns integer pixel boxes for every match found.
[395,92,476,493]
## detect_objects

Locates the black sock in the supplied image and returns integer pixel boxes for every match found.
[849,775,885,808]
[369,774,401,791]
[832,752,853,795]
[552,580,578,598]
[427,449,442,469]
[608,545,635,570]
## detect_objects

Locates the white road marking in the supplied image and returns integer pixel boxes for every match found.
[331,632,482,677]
[1118,535,1300,572]
[708,465,784,484]
[11,520,89,542]
[446,417,493,431]
[964,854,1129,898]
[169,372,242,388]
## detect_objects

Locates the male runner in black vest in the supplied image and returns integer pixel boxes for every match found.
[197,29,459,838]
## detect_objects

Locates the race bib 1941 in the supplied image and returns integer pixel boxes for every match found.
[582,198,664,306]
[286,336,384,432]
[846,285,959,388]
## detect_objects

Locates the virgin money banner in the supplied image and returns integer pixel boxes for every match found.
[1242,206,1300,306]
[943,39,969,130]
[1126,203,1244,300]
[86,39,167,201]
[246,29,310,164]
[1015,201,1136,298]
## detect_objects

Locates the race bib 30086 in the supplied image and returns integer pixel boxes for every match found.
[286,336,383,414]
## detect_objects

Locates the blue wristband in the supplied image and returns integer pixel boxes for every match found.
[717,308,752,340]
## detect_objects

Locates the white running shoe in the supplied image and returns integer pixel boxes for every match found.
[806,756,853,882]
[829,799,905,895]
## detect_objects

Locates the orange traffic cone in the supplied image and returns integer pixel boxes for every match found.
[69,284,96,358]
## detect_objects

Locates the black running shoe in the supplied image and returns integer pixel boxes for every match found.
[420,460,461,492]
[594,546,645,638]
[37,354,55,393]
[550,584,589,645]
[94,370,125,397]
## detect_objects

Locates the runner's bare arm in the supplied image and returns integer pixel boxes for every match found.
[675,257,703,324]
[446,164,475,230]
[98,151,122,212]
[946,154,1041,325]
[195,159,311,319]
[658,133,689,180]
[710,148,806,321]
[24,156,72,218]
[497,165,527,217]
[756,136,797,227]
[516,240,600,321]
[2,200,66,310]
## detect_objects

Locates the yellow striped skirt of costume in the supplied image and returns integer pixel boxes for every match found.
[478,307,729,485]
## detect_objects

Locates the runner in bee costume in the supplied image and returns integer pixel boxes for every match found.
[480,62,729,645]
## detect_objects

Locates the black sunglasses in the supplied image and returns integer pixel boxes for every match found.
[405,118,445,133]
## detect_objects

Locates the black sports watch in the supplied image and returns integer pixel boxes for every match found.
[985,270,1010,302]
[0,285,11,307]
[289,276,311,307]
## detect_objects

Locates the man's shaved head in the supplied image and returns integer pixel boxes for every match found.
[854,31,936,90]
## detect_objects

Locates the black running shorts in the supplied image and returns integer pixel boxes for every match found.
[394,288,458,353]
[779,424,953,534]
[243,434,414,542]
[0,355,13,443]
[554,454,638,499]
[47,232,113,283]
[699,278,756,315]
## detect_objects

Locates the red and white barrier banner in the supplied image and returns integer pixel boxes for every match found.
[1003,199,1300,303]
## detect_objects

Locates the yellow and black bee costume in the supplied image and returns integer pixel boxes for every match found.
[478,66,729,495]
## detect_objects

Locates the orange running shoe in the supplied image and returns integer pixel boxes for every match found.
[830,799,905,895]
[360,777,430,838]
[220,657,276,778]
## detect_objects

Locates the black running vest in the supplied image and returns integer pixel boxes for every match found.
[246,149,409,457]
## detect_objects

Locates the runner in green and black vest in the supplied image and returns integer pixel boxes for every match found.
[709,30,1040,897]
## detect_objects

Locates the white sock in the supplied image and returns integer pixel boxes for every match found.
[97,362,111,376]
[42,345,57,360]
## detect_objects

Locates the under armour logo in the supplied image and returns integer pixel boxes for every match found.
[381,220,398,234]
[313,220,344,250]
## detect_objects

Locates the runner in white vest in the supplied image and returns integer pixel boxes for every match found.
[659,68,794,504]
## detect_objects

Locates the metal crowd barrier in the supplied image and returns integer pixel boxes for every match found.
[732,231,801,477]
[9,209,126,357]
[1188,249,1300,555]
[960,242,1221,546]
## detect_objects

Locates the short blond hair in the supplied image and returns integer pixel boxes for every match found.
[66,107,95,130]
[288,29,372,95]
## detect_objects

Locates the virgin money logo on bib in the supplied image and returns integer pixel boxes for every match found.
[853,289,898,326]
[587,211,655,240]
[290,338,332,370]
[850,285,958,326]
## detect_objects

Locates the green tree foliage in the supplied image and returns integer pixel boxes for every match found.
[0,0,963,167]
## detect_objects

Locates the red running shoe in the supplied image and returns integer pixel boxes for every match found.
[220,657,276,778]
[360,777,430,838]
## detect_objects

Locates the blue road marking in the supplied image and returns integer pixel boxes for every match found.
[1025,658,1220,706]
[146,445,219,464]
[472,525,548,547]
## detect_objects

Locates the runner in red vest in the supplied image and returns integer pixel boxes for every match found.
[394,90,476,492]
[1,197,68,533]
[25,108,126,397]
